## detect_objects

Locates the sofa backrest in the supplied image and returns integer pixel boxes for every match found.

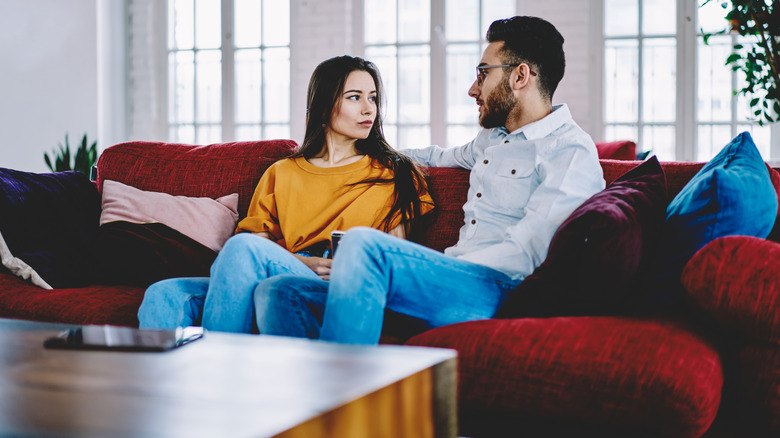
[96,141,780,252]
[417,159,780,252]
[97,140,297,219]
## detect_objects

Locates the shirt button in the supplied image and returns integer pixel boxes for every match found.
[471,219,476,224]
[476,192,482,198]
[511,169,516,174]
[483,159,488,164]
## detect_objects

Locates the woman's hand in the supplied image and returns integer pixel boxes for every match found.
[294,254,332,280]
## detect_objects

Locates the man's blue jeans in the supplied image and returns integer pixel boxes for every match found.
[254,227,521,344]
[138,233,320,332]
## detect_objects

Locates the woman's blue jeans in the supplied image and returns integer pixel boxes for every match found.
[254,227,521,344]
[137,233,319,333]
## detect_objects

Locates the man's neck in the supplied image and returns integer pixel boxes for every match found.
[504,100,554,133]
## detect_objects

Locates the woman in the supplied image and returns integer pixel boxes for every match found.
[138,55,434,333]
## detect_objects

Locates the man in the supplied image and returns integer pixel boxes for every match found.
[254,16,605,344]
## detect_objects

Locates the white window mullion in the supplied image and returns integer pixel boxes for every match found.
[430,0,446,147]
[592,0,605,143]
[678,0,696,161]
[772,124,780,165]
[221,0,235,142]
[637,4,644,150]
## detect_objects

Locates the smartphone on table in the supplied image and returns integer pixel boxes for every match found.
[43,325,204,352]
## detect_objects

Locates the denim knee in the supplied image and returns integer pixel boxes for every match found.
[139,278,208,329]
[337,227,387,258]
[216,233,258,260]
[254,275,291,311]
[211,233,269,275]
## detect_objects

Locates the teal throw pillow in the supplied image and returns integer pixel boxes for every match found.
[640,132,778,310]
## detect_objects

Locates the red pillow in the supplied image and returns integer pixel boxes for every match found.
[681,235,780,344]
[595,141,637,160]
[495,156,667,318]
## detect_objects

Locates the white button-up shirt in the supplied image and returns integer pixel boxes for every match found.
[402,104,605,280]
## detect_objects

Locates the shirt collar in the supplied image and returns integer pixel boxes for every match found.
[503,104,571,141]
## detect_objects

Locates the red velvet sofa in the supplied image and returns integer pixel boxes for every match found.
[1,139,778,437]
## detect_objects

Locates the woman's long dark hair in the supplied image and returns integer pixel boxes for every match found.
[292,55,432,235]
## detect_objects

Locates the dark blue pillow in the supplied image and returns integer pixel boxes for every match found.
[0,168,101,287]
[642,132,778,309]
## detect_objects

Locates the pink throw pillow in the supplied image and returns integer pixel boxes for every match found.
[100,180,239,252]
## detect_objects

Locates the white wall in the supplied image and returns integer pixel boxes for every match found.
[0,0,98,173]
[289,0,355,143]
[519,0,601,140]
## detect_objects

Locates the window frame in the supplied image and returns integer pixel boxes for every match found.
[165,0,291,144]
[354,0,516,149]
[599,0,779,162]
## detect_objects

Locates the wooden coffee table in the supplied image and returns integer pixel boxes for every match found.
[0,318,457,437]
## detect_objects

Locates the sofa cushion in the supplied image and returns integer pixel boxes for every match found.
[681,236,780,344]
[642,132,778,309]
[495,156,667,318]
[406,317,723,437]
[96,140,297,220]
[90,221,217,288]
[0,273,143,326]
[0,167,101,288]
[595,141,637,160]
[101,180,239,252]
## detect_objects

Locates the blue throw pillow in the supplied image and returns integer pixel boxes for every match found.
[641,132,778,310]
[0,168,101,288]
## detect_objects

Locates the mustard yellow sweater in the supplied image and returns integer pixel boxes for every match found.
[237,156,433,253]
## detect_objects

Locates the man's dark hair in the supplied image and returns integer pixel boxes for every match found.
[486,16,565,101]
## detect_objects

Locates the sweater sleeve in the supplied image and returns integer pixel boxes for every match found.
[235,163,283,240]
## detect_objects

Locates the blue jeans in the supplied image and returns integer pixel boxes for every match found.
[254,227,521,345]
[137,233,319,332]
[254,275,329,338]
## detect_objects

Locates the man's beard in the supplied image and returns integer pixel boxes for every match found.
[479,79,516,129]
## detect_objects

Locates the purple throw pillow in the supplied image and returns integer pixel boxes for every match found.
[495,156,668,318]
[0,167,101,288]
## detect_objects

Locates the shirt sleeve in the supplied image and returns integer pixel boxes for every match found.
[400,132,484,170]
[235,164,283,240]
[456,139,606,279]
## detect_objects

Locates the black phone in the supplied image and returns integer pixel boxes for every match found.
[43,325,204,352]
[330,230,345,258]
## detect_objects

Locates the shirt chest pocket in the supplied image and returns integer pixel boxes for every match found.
[490,159,536,211]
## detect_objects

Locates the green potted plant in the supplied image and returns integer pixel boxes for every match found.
[702,0,779,125]
[44,133,98,176]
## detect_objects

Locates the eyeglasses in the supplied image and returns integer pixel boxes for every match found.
[475,64,537,86]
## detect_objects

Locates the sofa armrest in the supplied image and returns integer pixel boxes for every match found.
[681,236,780,344]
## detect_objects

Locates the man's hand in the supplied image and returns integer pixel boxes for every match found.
[294,254,332,280]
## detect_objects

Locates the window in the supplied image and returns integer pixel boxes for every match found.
[603,0,677,160]
[362,0,515,149]
[167,0,290,144]
[602,0,776,161]
[696,0,771,161]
